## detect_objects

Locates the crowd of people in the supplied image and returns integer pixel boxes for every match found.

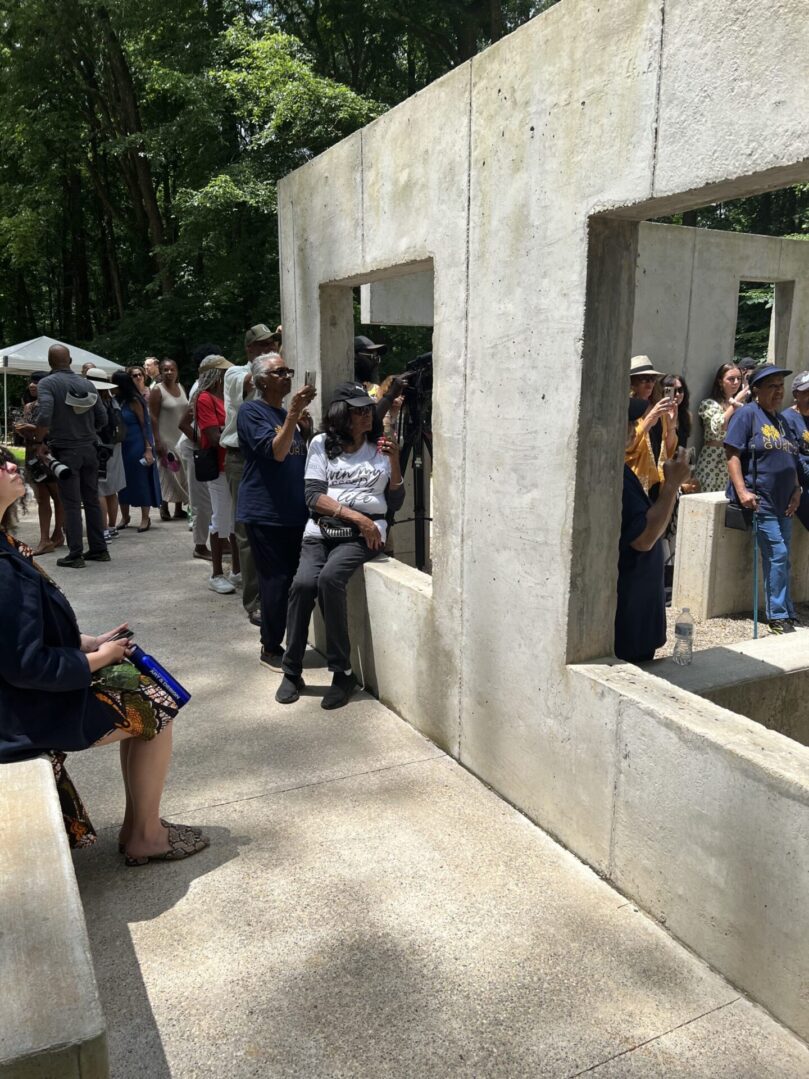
[5,327,805,864]
[0,326,411,865]
[617,353,809,661]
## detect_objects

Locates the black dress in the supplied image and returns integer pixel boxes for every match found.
[615,467,666,663]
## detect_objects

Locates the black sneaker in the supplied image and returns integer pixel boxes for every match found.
[84,550,111,562]
[321,672,357,710]
[56,554,86,568]
[788,615,803,627]
[260,650,284,671]
[768,620,793,635]
[275,674,304,704]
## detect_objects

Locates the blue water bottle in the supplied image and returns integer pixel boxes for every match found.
[129,645,191,707]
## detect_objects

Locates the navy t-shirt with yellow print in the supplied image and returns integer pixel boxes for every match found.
[236,400,308,527]
[724,402,798,516]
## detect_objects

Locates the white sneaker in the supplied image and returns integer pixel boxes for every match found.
[229,571,242,587]
[208,574,236,595]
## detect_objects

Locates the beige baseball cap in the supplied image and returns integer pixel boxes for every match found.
[244,323,274,347]
[199,355,234,372]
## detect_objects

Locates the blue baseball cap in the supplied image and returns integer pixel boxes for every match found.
[749,364,791,388]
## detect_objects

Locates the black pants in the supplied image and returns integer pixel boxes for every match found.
[282,536,377,678]
[244,523,304,653]
[51,443,106,558]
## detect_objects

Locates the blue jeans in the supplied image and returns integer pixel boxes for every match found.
[756,514,794,622]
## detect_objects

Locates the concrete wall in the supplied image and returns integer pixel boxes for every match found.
[360,269,434,327]
[278,0,809,1039]
[673,492,809,619]
[633,222,809,447]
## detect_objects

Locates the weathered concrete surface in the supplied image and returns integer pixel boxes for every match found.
[645,631,809,747]
[360,268,434,327]
[673,492,809,619]
[277,0,809,1039]
[0,759,108,1079]
[15,517,809,1078]
[633,223,809,428]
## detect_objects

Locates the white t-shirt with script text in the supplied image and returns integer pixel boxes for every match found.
[304,433,391,539]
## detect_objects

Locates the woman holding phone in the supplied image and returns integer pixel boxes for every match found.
[276,381,405,710]
[626,356,678,499]
[0,446,207,865]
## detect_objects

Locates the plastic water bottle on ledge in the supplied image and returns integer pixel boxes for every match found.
[673,608,694,666]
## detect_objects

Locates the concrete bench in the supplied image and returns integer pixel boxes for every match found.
[0,758,108,1079]
[673,491,809,620]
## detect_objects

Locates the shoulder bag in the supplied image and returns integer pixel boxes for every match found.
[191,400,219,482]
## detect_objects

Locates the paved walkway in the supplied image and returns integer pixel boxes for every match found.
[23,514,809,1077]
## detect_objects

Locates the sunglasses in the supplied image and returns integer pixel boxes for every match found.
[131,372,145,379]
[268,367,295,378]
[633,375,656,384]
[349,404,373,415]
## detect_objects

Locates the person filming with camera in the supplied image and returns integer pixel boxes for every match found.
[34,343,109,568]
[276,381,405,710]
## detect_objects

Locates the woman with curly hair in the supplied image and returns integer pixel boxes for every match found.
[0,446,207,865]
[276,381,405,710]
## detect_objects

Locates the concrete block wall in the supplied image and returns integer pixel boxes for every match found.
[279,0,809,1040]
[673,492,809,619]
[632,222,809,451]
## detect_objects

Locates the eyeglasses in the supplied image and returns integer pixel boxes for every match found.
[349,404,373,415]
[268,367,295,378]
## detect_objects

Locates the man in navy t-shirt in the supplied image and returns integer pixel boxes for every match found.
[236,355,316,667]
[724,364,800,631]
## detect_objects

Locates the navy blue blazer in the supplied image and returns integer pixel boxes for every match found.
[0,534,111,762]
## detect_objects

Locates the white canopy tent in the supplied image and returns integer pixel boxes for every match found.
[1,336,122,440]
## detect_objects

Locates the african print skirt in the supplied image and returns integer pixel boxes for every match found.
[52,669,179,849]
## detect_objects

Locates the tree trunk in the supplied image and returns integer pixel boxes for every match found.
[68,172,93,340]
[95,4,173,293]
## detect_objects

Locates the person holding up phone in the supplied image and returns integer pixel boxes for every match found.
[626,356,678,500]
[236,356,316,670]
[276,381,405,710]
[0,446,207,865]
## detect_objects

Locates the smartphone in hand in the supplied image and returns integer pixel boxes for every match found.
[304,370,317,389]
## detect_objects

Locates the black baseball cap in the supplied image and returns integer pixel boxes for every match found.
[354,335,387,356]
[330,381,377,407]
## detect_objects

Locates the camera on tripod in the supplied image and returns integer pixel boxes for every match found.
[28,452,71,484]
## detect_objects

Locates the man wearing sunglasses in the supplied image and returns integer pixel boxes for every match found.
[220,323,277,625]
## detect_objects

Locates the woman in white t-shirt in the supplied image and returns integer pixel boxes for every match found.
[276,381,405,710]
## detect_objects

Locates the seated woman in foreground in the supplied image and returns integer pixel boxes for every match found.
[0,447,207,866]
[276,381,405,710]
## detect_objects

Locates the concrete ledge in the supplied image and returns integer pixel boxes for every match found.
[314,555,458,752]
[0,759,108,1079]
[673,492,809,619]
[570,660,809,1042]
[643,633,809,746]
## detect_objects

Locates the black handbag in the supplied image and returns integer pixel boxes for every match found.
[318,516,360,541]
[193,445,219,482]
[191,412,219,481]
[724,503,754,531]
